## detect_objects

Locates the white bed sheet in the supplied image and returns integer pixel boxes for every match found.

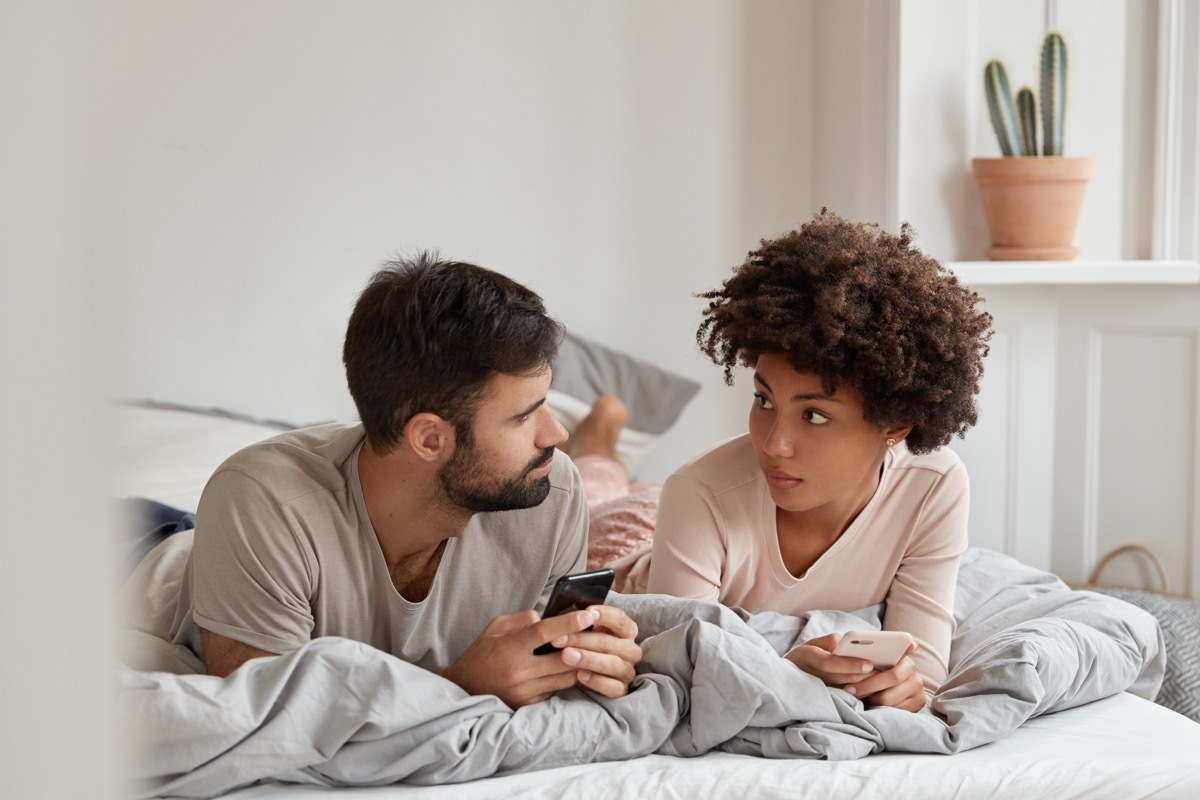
[213,693,1200,800]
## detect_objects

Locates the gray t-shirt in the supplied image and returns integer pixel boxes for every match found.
[168,423,588,670]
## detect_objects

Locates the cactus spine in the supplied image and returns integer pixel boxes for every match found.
[1040,31,1067,156]
[984,60,1025,156]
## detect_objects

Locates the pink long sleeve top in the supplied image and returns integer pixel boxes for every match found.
[644,434,969,695]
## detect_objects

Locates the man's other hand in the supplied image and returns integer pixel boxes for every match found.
[436,605,641,707]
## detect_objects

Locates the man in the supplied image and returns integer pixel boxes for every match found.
[166,254,641,707]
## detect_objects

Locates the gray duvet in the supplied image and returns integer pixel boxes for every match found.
[118,547,1165,799]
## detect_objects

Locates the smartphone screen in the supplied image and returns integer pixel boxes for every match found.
[533,568,614,655]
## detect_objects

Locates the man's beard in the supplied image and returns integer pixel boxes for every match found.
[438,441,556,514]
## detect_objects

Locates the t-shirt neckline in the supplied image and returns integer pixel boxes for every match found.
[345,436,457,609]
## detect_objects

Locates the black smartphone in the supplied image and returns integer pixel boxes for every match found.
[533,568,615,655]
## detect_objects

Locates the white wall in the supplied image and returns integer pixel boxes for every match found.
[98,0,818,483]
[1,3,119,798]
[809,0,893,226]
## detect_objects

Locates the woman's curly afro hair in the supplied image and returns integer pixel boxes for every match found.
[697,209,993,454]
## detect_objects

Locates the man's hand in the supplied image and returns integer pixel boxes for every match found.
[784,632,925,712]
[437,605,641,708]
[548,604,641,698]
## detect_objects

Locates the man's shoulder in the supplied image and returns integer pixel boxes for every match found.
[210,422,366,498]
[546,449,583,495]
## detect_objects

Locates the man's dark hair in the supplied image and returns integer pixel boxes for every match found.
[697,209,993,453]
[343,252,564,454]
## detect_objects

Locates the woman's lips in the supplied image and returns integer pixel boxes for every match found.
[764,469,802,490]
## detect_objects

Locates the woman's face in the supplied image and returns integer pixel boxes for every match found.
[748,353,901,517]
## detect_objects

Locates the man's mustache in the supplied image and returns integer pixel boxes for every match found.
[525,447,556,474]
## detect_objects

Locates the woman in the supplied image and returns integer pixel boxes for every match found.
[574,210,992,712]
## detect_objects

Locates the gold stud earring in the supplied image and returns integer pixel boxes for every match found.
[886,438,896,447]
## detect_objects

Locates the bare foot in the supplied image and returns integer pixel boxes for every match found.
[563,395,628,459]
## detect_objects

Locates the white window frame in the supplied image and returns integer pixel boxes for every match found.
[1153,0,1200,259]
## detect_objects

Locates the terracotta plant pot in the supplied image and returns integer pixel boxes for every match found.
[971,156,1095,260]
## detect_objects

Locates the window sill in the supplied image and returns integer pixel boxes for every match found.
[948,260,1200,286]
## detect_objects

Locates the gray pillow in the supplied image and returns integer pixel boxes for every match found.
[551,332,700,436]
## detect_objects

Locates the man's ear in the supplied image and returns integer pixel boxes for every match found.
[404,412,454,463]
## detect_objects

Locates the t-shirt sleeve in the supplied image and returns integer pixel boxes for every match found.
[882,458,970,697]
[189,468,317,655]
[644,472,724,601]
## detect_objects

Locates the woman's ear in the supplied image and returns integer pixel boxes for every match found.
[404,413,454,463]
[885,425,913,444]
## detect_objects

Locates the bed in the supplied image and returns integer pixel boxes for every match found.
[111,339,1200,800]
[176,698,1200,800]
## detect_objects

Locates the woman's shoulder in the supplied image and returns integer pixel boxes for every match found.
[885,444,970,506]
[669,434,762,495]
[890,443,965,477]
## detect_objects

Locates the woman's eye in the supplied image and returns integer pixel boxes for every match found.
[753,392,773,410]
[804,409,830,425]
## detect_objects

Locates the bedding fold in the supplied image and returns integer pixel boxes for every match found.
[118,547,1165,799]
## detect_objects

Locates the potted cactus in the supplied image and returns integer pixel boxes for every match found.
[972,31,1094,260]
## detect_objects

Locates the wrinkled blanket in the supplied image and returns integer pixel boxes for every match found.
[118,548,1165,799]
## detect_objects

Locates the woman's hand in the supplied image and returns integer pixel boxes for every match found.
[784,632,926,712]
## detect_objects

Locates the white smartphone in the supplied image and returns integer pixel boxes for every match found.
[832,630,915,670]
